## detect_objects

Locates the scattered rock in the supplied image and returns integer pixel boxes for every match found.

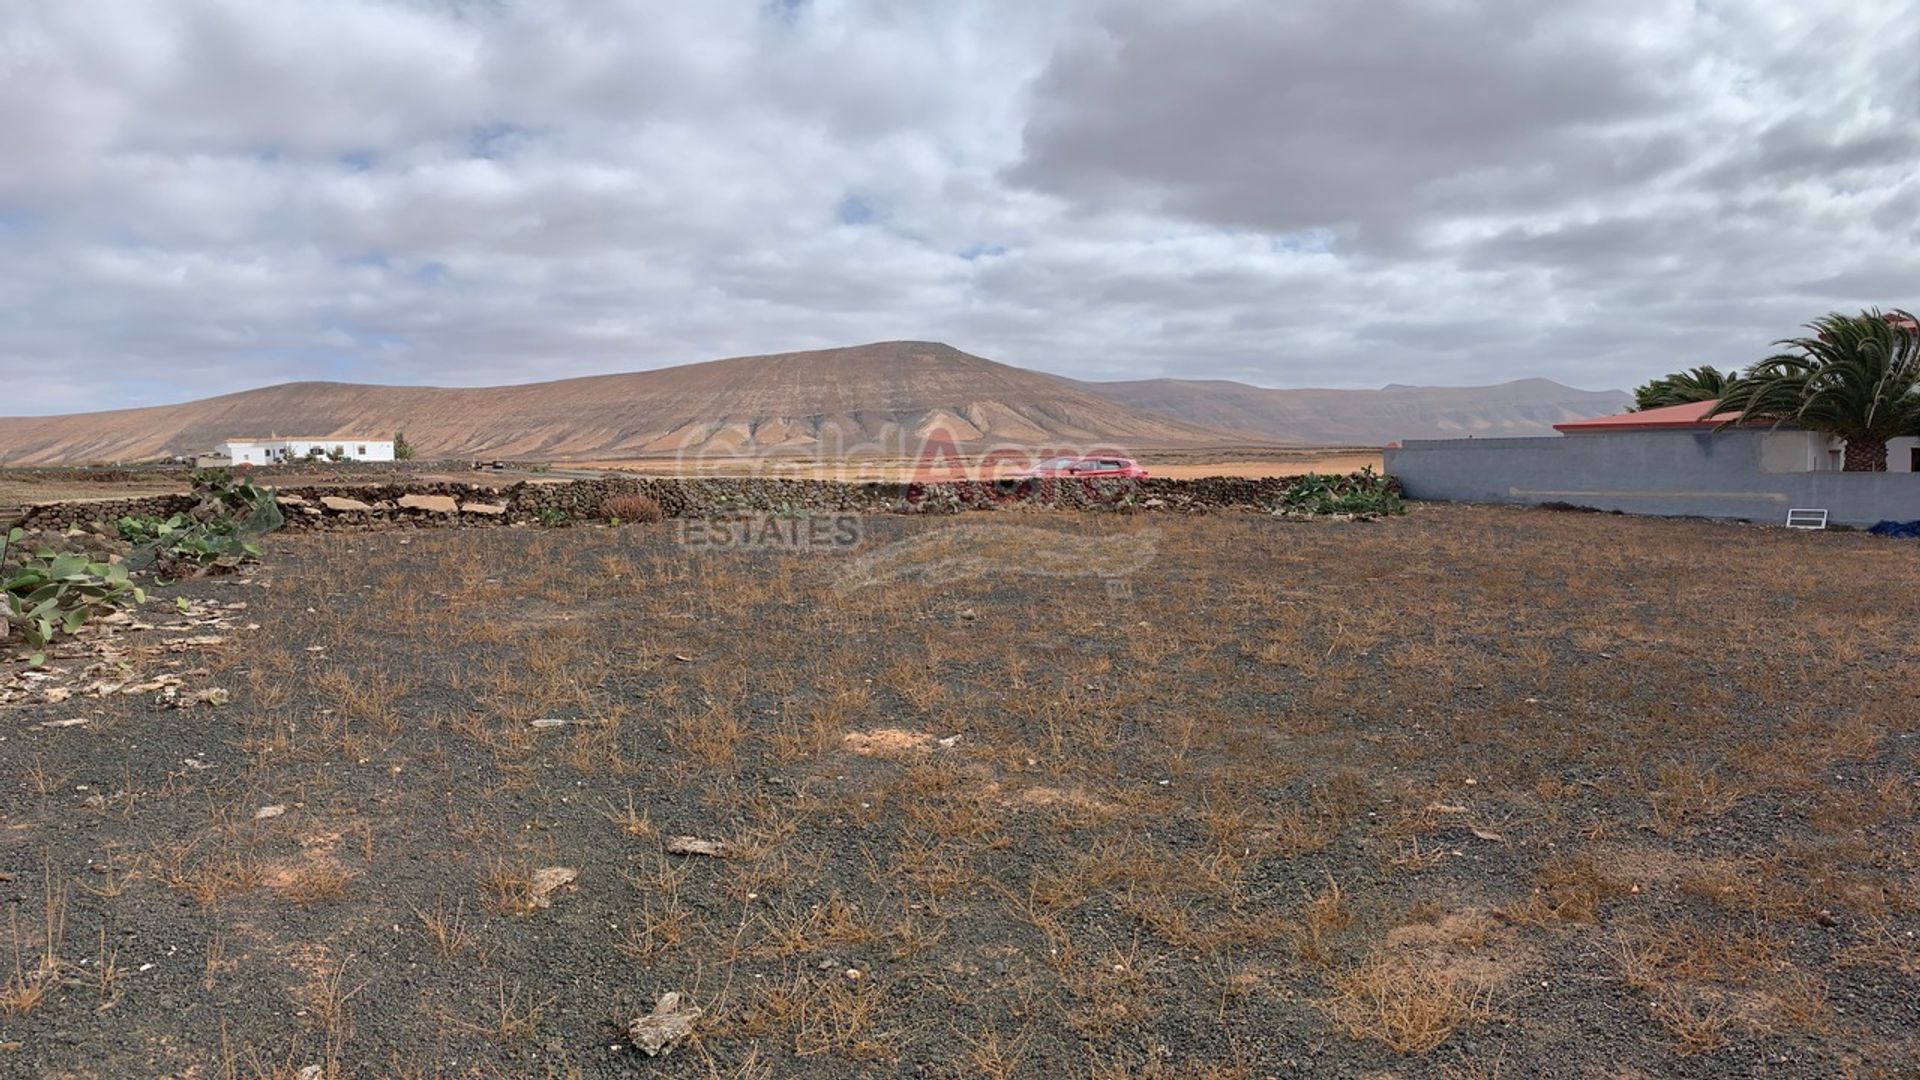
[38,718,90,729]
[320,496,373,513]
[275,494,310,507]
[529,718,569,729]
[528,866,578,908]
[628,992,701,1057]
[1469,826,1506,844]
[131,675,184,693]
[254,805,287,820]
[460,501,507,515]
[664,836,727,858]
[398,494,459,513]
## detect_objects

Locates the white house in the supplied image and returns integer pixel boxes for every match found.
[214,437,396,465]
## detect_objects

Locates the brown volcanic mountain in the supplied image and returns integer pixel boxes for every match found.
[0,342,1258,465]
[1077,376,1631,444]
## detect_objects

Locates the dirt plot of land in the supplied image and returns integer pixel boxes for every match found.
[581,447,1381,482]
[2,505,1917,1077]
[0,474,189,519]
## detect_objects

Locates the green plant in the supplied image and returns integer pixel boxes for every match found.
[126,474,281,578]
[3,530,146,665]
[1633,365,1733,411]
[1276,467,1404,518]
[119,512,236,544]
[188,472,277,516]
[534,507,569,527]
[394,431,416,461]
[1713,308,1920,471]
[127,517,262,572]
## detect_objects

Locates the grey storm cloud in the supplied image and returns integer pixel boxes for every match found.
[0,0,1915,414]
[1011,0,1683,246]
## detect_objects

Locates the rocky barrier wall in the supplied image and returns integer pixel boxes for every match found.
[14,494,200,531]
[16,474,1336,533]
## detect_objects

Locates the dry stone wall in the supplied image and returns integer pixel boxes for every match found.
[16,494,198,531]
[16,474,1340,534]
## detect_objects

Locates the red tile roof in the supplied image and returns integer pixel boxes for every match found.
[1553,399,1745,433]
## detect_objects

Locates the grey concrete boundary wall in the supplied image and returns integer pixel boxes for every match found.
[1383,430,1920,526]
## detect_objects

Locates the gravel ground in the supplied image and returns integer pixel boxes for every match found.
[1,504,1916,1078]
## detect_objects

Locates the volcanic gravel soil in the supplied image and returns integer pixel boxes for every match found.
[1,504,1917,1077]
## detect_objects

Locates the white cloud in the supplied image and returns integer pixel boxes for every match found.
[0,0,1914,414]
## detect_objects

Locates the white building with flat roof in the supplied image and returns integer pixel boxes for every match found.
[214,437,395,465]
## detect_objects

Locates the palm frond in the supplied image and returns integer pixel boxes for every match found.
[1712,309,1920,448]
[1632,364,1734,410]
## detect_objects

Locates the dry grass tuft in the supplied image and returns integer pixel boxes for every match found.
[276,862,358,905]
[1324,954,1493,1054]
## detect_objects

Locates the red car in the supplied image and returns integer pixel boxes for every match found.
[1009,455,1149,479]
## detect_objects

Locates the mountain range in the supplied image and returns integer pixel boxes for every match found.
[0,341,1629,464]
[1079,375,1631,445]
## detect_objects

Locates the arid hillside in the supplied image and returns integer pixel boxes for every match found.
[1080,376,1631,443]
[0,342,1258,465]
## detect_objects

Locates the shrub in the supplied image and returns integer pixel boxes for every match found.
[1276,467,1405,518]
[3,528,146,666]
[118,513,263,575]
[124,473,281,579]
[603,494,665,524]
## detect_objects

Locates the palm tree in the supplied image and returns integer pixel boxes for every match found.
[1632,365,1733,411]
[1712,309,1920,472]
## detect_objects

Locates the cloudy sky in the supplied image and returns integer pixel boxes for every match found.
[2,0,1915,414]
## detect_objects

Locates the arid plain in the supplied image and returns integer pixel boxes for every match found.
[4,503,1915,1078]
